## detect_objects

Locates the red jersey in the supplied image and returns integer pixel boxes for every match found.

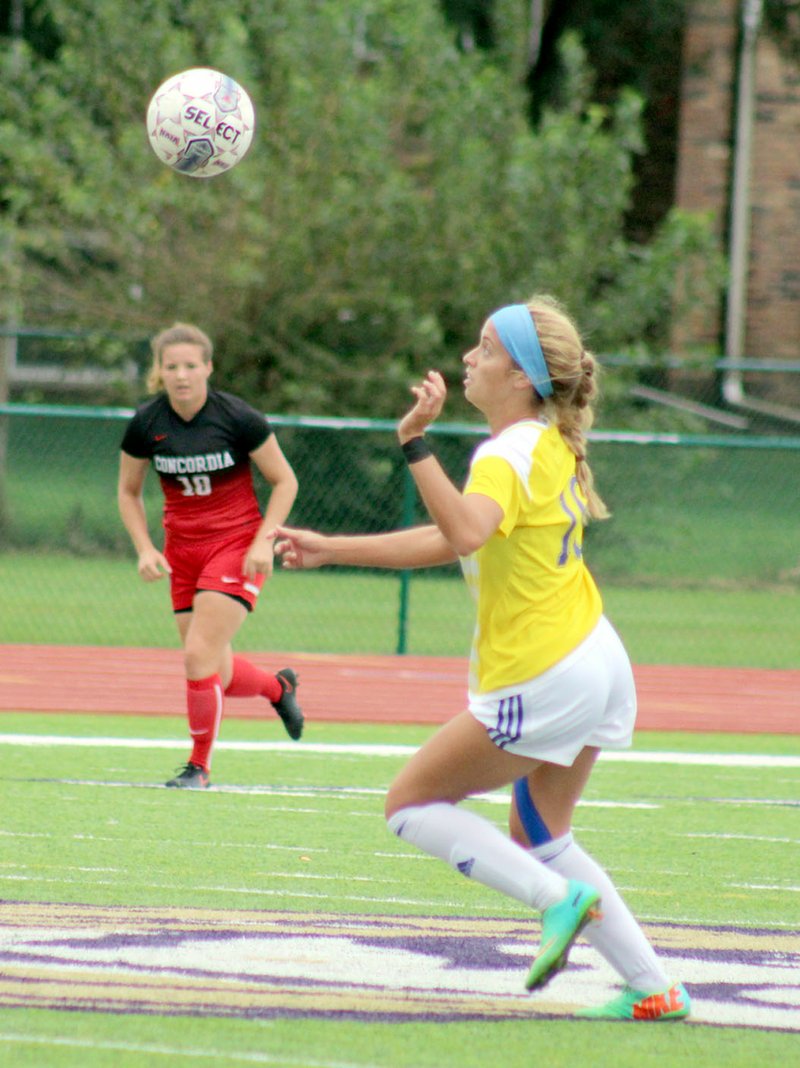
[120,390,271,541]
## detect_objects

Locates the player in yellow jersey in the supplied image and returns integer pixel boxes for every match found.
[274,295,689,1021]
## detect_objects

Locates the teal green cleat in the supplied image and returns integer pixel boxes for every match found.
[576,982,691,1021]
[525,880,602,991]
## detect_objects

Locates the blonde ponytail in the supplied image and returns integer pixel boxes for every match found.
[526,296,609,521]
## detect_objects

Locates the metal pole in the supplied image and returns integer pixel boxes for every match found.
[395,464,416,655]
[0,0,25,536]
[723,0,763,405]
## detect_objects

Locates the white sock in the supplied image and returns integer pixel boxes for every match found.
[531,833,669,992]
[387,802,568,912]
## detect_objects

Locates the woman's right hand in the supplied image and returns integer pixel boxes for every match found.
[137,547,172,582]
[398,370,447,443]
[272,526,332,570]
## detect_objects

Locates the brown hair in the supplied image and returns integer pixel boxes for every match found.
[527,295,609,521]
[146,322,213,393]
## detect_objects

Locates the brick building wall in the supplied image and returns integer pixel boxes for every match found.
[673,0,800,373]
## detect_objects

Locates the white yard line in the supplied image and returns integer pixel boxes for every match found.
[1,776,660,810]
[0,1034,379,1068]
[1,733,798,767]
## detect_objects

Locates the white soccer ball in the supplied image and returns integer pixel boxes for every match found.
[146,67,255,178]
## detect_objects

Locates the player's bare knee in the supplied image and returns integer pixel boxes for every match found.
[183,644,218,680]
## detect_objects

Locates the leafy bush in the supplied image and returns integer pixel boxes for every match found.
[0,2,722,419]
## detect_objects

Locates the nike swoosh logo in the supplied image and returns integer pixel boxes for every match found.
[154,434,168,441]
[221,576,239,584]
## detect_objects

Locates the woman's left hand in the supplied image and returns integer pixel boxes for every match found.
[398,370,447,443]
[243,535,275,580]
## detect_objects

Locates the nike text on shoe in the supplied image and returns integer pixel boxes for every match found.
[272,668,304,740]
[165,762,210,789]
[525,879,602,991]
[576,982,691,1021]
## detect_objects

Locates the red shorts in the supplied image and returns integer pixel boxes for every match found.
[165,528,265,612]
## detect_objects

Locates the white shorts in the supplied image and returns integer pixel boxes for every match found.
[468,615,636,766]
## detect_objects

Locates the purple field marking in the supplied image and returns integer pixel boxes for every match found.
[0,902,798,1029]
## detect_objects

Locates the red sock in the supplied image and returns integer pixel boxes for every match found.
[224,655,282,703]
[187,674,224,770]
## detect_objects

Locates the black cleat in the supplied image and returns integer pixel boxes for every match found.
[165,762,210,789]
[272,668,304,740]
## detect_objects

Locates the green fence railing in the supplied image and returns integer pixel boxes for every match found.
[1,403,799,665]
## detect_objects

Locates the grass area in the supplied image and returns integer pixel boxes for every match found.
[5,1008,794,1068]
[4,412,800,591]
[588,440,800,586]
[0,714,798,1067]
[601,584,800,668]
[2,550,799,667]
[2,1008,794,1068]
[3,412,799,667]
[2,716,796,926]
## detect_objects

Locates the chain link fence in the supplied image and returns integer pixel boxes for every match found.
[1,403,799,665]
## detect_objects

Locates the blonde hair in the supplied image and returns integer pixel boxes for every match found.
[146,322,213,393]
[526,295,609,521]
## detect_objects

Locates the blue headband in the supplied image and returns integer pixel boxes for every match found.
[491,304,553,398]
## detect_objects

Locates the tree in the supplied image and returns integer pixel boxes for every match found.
[0,0,721,420]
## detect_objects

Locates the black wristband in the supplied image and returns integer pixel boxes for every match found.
[401,436,432,464]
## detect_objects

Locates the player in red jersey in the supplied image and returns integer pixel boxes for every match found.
[117,322,303,788]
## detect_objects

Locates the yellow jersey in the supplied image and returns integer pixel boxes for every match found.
[461,418,602,694]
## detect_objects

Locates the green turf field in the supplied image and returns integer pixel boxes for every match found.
[1,713,798,1067]
[2,551,800,667]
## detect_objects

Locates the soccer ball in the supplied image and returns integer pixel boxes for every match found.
[146,68,255,178]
